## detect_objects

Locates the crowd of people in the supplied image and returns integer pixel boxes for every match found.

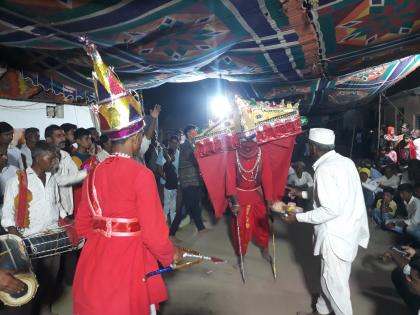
[1,109,420,315]
[0,103,210,314]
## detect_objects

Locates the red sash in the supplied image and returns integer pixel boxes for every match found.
[15,170,31,229]
[86,160,141,237]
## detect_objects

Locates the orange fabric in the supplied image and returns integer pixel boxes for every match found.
[15,170,31,228]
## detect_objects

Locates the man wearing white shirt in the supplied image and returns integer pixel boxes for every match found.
[20,127,40,169]
[371,165,401,190]
[2,141,66,315]
[0,146,18,210]
[45,125,87,217]
[413,129,420,160]
[0,122,23,169]
[385,184,420,238]
[284,128,369,315]
[288,161,314,189]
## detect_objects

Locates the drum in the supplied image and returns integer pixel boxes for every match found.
[23,227,85,259]
[0,234,38,306]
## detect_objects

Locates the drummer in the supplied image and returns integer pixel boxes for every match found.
[1,141,66,315]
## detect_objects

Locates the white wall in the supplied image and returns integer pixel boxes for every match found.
[0,99,93,137]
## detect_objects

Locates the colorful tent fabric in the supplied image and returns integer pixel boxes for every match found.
[255,54,420,112]
[0,0,418,111]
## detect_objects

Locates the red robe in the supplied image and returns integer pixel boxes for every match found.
[73,156,100,217]
[226,141,273,255]
[73,156,174,315]
[197,136,296,255]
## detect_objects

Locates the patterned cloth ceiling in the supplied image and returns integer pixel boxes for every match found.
[0,0,419,112]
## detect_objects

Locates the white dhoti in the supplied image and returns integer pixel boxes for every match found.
[316,242,353,315]
[150,304,156,315]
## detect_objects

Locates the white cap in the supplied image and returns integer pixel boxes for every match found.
[309,128,335,145]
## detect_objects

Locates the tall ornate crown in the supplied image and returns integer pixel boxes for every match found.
[195,95,302,157]
[83,38,145,140]
[235,95,300,133]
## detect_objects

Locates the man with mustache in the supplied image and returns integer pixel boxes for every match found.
[45,125,87,218]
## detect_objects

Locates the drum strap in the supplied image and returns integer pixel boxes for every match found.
[15,170,32,229]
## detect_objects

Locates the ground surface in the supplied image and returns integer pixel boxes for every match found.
[53,211,408,315]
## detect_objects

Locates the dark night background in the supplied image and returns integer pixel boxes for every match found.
[141,67,420,140]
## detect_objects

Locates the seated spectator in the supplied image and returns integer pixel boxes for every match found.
[385,144,398,165]
[385,184,420,239]
[287,161,314,189]
[361,159,383,180]
[20,127,40,169]
[386,245,420,314]
[163,148,178,224]
[377,145,394,171]
[360,167,376,209]
[286,161,314,208]
[71,128,93,169]
[372,165,401,191]
[371,187,397,225]
[0,122,23,169]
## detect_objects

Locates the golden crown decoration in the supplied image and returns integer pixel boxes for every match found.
[82,36,145,140]
[195,95,302,157]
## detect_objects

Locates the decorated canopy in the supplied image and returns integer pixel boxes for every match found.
[0,0,419,112]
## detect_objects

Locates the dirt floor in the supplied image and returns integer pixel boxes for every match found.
[53,211,409,315]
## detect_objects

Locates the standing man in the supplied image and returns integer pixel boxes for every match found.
[0,146,18,210]
[45,124,87,217]
[226,137,274,262]
[2,141,66,315]
[20,127,40,169]
[73,38,182,315]
[71,128,93,169]
[413,129,420,161]
[0,122,23,169]
[61,123,77,154]
[284,128,369,315]
[170,124,206,237]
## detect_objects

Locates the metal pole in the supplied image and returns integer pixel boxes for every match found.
[377,94,382,152]
[350,123,356,158]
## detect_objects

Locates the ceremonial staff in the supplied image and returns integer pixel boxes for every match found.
[235,213,246,283]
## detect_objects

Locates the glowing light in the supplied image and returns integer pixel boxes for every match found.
[210,95,231,118]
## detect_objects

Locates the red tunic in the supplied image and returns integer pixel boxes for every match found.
[73,156,174,315]
[226,141,273,255]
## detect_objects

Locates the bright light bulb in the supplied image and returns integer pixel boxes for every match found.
[210,95,231,118]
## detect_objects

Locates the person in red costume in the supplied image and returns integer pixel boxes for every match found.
[73,131,183,315]
[73,38,183,315]
[226,137,273,261]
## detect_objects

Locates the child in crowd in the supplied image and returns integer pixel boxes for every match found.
[371,187,398,225]
[163,148,178,224]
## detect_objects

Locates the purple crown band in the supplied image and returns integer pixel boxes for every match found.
[105,120,146,141]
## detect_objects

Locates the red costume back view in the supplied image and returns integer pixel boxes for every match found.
[73,39,174,315]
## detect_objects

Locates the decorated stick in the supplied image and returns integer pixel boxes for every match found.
[183,253,226,263]
[235,213,246,283]
[143,248,225,280]
[272,231,277,279]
